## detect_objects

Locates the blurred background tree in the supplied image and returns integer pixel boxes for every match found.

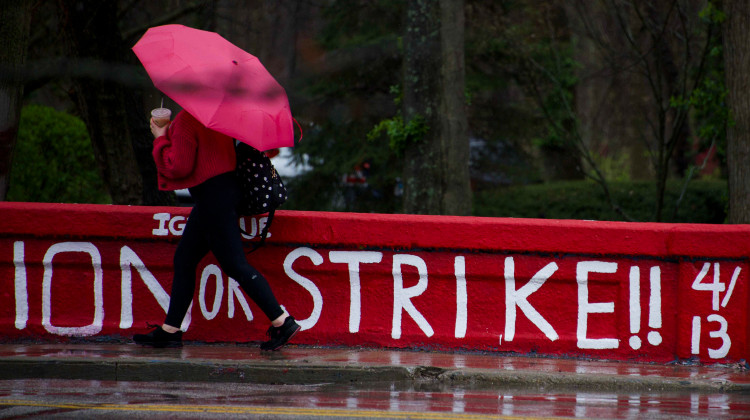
[284,0,405,214]
[723,0,750,223]
[1,0,743,223]
[0,0,32,201]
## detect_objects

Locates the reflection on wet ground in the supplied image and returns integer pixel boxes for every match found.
[1,344,748,418]
[2,344,748,386]
[0,379,749,419]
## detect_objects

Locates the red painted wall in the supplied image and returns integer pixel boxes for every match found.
[0,202,748,363]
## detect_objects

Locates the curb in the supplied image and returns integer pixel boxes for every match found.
[1,356,747,394]
[435,369,748,393]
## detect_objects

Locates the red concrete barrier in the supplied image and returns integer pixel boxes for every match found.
[0,202,748,363]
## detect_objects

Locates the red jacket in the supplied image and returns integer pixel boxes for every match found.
[152,111,236,191]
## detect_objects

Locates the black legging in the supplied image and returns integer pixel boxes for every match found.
[164,171,284,328]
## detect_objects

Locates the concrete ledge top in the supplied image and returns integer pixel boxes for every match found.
[3,202,750,257]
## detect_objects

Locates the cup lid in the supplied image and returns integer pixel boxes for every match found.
[151,108,171,117]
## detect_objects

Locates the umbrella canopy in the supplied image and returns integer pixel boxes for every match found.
[132,24,294,151]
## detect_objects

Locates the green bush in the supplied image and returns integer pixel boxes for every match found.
[8,105,110,204]
[474,179,727,223]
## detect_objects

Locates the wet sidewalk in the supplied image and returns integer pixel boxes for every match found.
[0,343,747,393]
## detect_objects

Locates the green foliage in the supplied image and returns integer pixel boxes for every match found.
[284,119,403,214]
[528,49,580,150]
[318,0,403,50]
[286,0,731,217]
[590,150,633,182]
[699,1,726,24]
[286,0,405,213]
[8,105,110,204]
[472,2,580,150]
[672,77,730,141]
[670,0,729,170]
[474,180,727,224]
[367,113,428,156]
[367,82,429,156]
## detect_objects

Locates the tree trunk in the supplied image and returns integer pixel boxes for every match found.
[402,0,471,215]
[724,0,750,224]
[0,0,32,201]
[58,0,172,205]
[439,0,471,215]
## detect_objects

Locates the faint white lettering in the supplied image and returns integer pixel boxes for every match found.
[239,216,270,239]
[392,254,434,339]
[120,246,191,331]
[199,264,224,320]
[227,277,253,321]
[329,251,383,333]
[503,257,559,343]
[283,247,324,330]
[576,261,618,349]
[13,241,28,330]
[454,256,467,339]
[42,242,104,336]
[152,213,171,236]
[168,216,186,235]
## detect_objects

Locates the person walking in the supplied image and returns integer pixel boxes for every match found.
[133,110,300,351]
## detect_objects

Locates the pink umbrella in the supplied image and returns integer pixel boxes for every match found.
[132,24,294,151]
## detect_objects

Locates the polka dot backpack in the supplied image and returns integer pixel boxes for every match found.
[235,141,288,251]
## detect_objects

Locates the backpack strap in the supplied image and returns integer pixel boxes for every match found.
[243,209,275,253]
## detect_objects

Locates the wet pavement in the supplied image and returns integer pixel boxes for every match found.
[0,343,747,392]
[2,378,750,419]
[0,343,748,418]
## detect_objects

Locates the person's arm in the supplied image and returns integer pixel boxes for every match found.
[151,113,198,179]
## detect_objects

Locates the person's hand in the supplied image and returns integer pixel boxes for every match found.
[150,118,169,139]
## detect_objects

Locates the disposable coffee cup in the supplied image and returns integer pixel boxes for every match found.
[151,108,171,127]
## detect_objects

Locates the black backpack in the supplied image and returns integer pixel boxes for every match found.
[235,142,287,251]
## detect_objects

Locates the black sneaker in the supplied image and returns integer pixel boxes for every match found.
[133,324,182,348]
[260,316,300,351]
